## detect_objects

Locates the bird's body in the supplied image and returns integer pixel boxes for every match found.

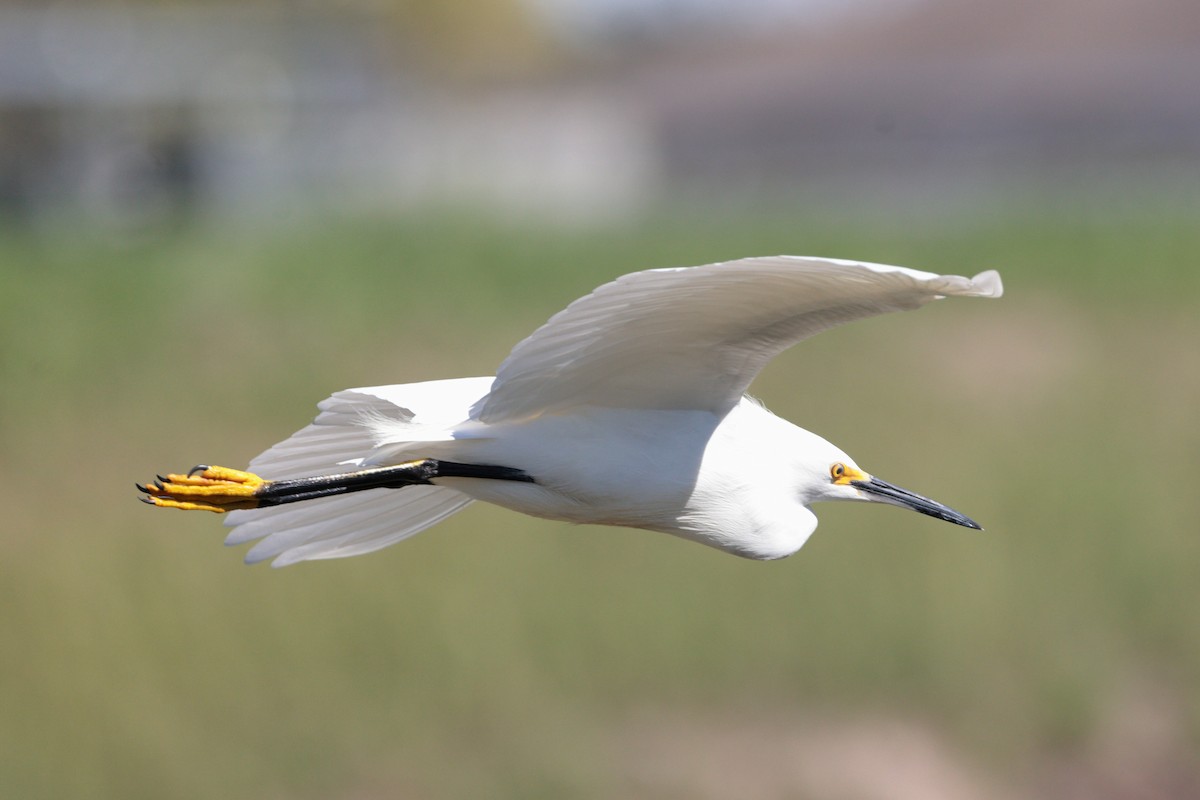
[388,390,830,560]
[142,256,1002,566]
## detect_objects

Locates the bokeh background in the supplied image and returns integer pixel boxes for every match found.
[3,1,1199,798]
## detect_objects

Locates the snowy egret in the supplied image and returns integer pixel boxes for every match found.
[140,256,1002,567]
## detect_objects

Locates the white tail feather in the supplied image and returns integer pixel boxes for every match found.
[230,486,472,566]
[224,377,493,567]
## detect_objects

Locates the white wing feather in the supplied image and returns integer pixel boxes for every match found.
[473,256,1001,422]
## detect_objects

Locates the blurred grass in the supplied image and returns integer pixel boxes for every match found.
[1,203,1199,798]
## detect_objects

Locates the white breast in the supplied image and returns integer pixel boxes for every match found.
[438,399,821,560]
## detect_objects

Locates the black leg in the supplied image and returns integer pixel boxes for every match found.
[140,459,534,512]
[254,459,533,506]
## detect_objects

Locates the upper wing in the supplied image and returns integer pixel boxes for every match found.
[473,256,1001,422]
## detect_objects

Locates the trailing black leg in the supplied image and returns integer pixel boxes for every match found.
[139,460,534,513]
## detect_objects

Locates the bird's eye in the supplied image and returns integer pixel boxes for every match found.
[830,463,846,480]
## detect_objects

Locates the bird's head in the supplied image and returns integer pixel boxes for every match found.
[790,429,981,531]
[814,457,982,530]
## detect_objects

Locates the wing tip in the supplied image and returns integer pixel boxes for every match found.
[934,269,1003,300]
[967,269,1004,298]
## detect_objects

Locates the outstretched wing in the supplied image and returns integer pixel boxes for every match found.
[473,256,1001,422]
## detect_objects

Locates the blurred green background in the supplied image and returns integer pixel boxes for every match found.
[3,207,1199,799]
[3,1,1200,798]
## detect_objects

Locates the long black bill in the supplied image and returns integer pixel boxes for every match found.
[851,476,982,530]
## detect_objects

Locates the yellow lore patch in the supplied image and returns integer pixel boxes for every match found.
[830,462,869,486]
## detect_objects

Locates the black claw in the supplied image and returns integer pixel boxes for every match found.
[154,479,166,491]
[156,474,169,484]
[139,496,158,505]
[188,464,210,477]
[136,483,150,494]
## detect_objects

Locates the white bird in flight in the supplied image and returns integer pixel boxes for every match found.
[141,256,1002,567]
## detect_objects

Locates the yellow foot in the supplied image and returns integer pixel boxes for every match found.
[138,465,269,513]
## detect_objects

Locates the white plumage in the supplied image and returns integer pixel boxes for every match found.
[222,256,1002,566]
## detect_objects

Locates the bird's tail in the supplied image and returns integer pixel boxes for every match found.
[224,377,492,567]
